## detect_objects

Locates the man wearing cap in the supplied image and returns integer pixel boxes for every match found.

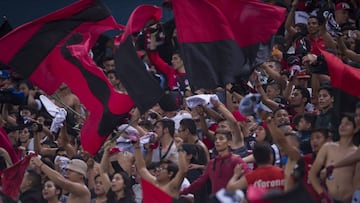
[335,2,351,26]
[31,157,90,203]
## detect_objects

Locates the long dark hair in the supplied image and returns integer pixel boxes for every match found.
[106,171,135,203]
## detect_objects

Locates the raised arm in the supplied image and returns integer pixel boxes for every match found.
[169,138,188,192]
[31,156,89,197]
[193,105,215,142]
[284,0,299,39]
[99,140,113,192]
[211,97,244,146]
[133,137,157,184]
[32,123,57,156]
[57,124,75,158]
[265,116,301,161]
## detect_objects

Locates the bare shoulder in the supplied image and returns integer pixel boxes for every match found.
[324,142,338,149]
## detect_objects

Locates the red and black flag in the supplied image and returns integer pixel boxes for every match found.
[114,5,164,114]
[172,0,286,91]
[0,0,121,94]
[0,0,130,155]
[61,33,134,155]
[320,51,359,140]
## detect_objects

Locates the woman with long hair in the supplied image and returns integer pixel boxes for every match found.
[42,179,62,203]
[106,171,135,203]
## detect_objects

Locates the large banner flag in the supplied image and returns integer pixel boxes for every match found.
[115,5,164,114]
[115,37,164,114]
[0,0,131,155]
[0,0,121,94]
[61,33,134,155]
[321,50,360,98]
[172,0,286,91]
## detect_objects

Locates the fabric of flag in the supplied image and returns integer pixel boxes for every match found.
[116,4,162,44]
[114,36,164,114]
[61,33,134,155]
[0,127,19,165]
[0,0,121,94]
[141,178,174,203]
[0,17,12,39]
[114,5,164,114]
[172,0,286,91]
[1,153,36,199]
[0,0,128,155]
[321,50,360,98]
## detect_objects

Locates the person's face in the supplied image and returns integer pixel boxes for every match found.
[103,59,115,71]
[19,127,30,143]
[266,85,279,100]
[245,116,257,132]
[217,120,231,132]
[355,108,360,128]
[42,180,60,200]
[232,96,240,110]
[214,133,230,152]
[111,173,125,192]
[155,164,170,181]
[94,176,106,196]
[310,132,328,153]
[18,83,29,95]
[289,89,305,107]
[335,9,349,25]
[36,116,45,125]
[177,126,187,141]
[254,125,266,142]
[20,109,32,118]
[267,61,281,72]
[318,89,334,110]
[154,122,164,138]
[171,54,183,70]
[297,118,311,131]
[107,73,119,86]
[338,117,355,137]
[274,109,290,126]
[307,17,320,35]
[64,169,81,182]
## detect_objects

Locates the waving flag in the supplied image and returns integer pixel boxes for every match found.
[115,5,164,114]
[0,0,121,94]
[321,50,360,98]
[1,154,36,199]
[61,33,134,155]
[0,0,130,154]
[172,0,286,90]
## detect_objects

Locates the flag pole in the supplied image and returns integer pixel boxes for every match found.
[51,93,85,120]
